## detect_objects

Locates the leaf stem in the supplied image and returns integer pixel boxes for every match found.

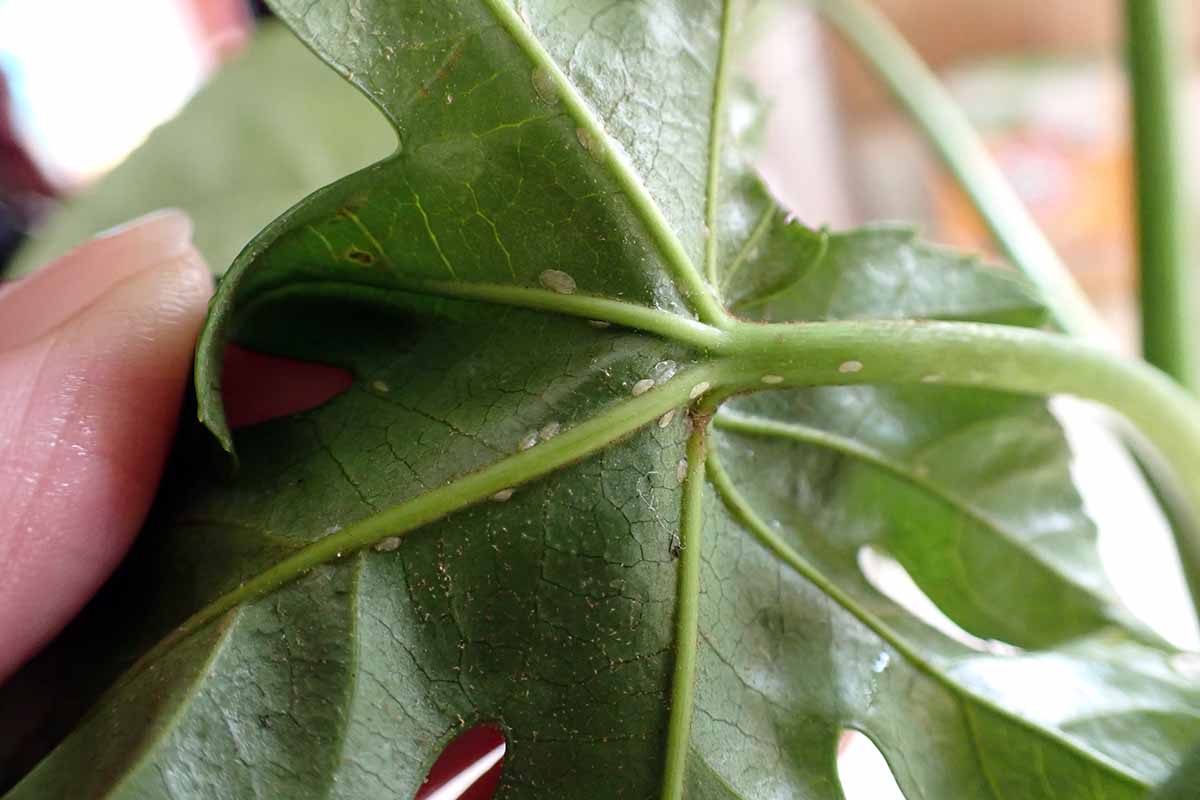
[1126,0,1198,389]
[808,0,1110,343]
[813,0,1200,630]
[243,280,731,352]
[481,0,730,328]
[717,318,1200,615]
[114,367,719,695]
[703,0,735,292]
[661,421,708,800]
[704,448,1147,789]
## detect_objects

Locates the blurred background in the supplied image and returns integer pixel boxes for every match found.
[2,1,1199,797]
[0,0,252,257]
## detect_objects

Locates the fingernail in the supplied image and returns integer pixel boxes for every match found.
[0,209,196,352]
[94,208,193,248]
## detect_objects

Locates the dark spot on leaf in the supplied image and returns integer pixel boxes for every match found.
[346,247,375,265]
[414,724,505,799]
[435,41,467,81]
[335,194,369,215]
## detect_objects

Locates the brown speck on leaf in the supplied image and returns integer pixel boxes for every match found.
[336,194,368,214]
[347,247,375,265]
[435,41,467,82]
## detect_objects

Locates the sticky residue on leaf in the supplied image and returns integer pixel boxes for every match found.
[538,269,576,294]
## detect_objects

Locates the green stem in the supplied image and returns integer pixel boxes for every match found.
[242,280,730,352]
[483,0,730,328]
[705,449,1146,788]
[1126,0,1198,389]
[802,0,1200,622]
[809,0,1110,343]
[661,423,708,800]
[150,316,1200,704]
[717,318,1200,616]
[113,366,718,696]
[704,0,735,291]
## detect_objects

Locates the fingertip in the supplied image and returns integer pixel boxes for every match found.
[0,209,200,352]
[0,230,213,679]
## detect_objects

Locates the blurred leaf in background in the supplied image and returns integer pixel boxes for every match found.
[5,22,394,279]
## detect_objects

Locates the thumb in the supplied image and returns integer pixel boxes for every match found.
[0,212,212,680]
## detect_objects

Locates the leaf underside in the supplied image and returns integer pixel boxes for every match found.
[6,1,1200,799]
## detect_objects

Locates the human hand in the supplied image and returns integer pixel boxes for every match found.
[0,211,212,681]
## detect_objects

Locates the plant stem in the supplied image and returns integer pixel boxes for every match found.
[244,281,731,352]
[482,0,730,328]
[810,0,1200,627]
[705,449,1148,789]
[116,366,718,696]
[704,0,735,291]
[719,318,1200,615]
[661,424,708,800]
[1126,0,1198,390]
[808,0,1110,344]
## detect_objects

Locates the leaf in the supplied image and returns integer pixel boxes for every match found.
[5,23,394,279]
[6,2,1199,798]
[728,221,1049,325]
[1155,743,1200,798]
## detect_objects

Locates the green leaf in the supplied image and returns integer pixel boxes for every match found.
[6,23,394,279]
[6,2,1199,799]
[726,220,1048,325]
[1155,743,1200,798]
